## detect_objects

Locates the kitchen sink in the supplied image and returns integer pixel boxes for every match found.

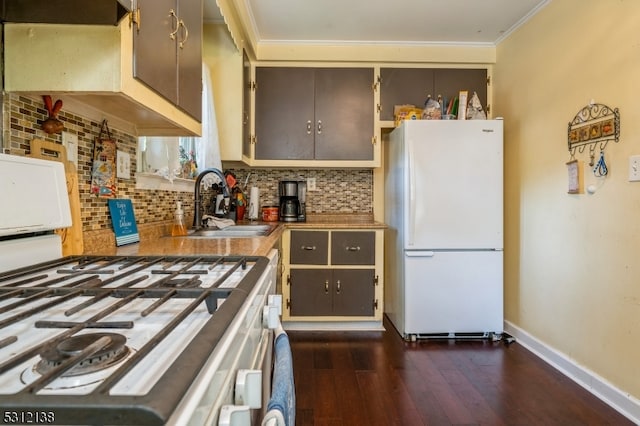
[185,224,276,238]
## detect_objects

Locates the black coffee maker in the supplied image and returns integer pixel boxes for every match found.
[279,180,300,222]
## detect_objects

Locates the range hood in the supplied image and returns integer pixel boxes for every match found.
[1,0,131,25]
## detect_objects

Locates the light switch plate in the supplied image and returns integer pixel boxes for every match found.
[629,155,640,182]
[61,131,78,168]
[307,177,316,191]
[117,150,131,179]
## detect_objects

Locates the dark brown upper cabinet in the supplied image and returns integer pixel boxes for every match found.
[133,0,202,121]
[254,67,375,161]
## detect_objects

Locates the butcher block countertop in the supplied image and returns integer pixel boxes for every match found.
[288,213,387,229]
[85,214,386,257]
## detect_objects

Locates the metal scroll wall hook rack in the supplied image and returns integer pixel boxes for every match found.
[567,101,620,167]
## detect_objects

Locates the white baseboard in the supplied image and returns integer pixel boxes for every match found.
[504,320,640,424]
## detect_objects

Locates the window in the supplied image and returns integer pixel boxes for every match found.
[139,136,197,180]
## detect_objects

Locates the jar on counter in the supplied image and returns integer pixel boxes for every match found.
[261,206,279,222]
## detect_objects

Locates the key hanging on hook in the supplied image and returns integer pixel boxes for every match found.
[588,144,596,167]
[593,151,608,177]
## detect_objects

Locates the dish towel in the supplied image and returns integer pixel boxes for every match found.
[201,215,235,229]
[262,327,295,426]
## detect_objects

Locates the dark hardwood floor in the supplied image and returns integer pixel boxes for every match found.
[288,316,632,426]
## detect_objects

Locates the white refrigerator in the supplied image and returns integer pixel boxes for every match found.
[384,119,503,339]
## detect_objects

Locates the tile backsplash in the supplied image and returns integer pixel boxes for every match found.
[224,168,373,213]
[3,93,373,250]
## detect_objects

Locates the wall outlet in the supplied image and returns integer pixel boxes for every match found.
[307,177,317,191]
[61,131,78,167]
[629,155,640,182]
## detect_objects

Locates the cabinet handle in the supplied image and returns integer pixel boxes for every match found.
[178,19,189,49]
[168,9,179,40]
[324,280,329,293]
[336,280,341,294]
[306,120,312,135]
[317,120,322,134]
[346,246,361,252]
[301,245,316,251]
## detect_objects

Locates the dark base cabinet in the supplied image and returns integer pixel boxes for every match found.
[290,269,375,317]
[282,228,384,328]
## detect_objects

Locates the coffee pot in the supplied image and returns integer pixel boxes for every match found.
[279,180,300,222]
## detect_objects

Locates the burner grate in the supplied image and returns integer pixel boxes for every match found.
[37,332,130,377]
[0,254,270,425]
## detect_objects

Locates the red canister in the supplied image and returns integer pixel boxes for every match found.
[261,206,279,222]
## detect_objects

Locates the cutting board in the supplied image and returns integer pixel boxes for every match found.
[29,139,84,255]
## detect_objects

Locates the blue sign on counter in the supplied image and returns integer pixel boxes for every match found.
[108,199,140,246]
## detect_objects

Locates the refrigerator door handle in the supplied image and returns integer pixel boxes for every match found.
[405,251,435,258]
[407,140,416,247]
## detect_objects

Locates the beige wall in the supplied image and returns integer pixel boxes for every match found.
[494,0,640,401]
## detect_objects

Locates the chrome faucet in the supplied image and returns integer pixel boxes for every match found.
[193,168,230,230]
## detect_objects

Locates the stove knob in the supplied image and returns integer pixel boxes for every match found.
[218,405,250,426]
[263,294,282,329]
[268,294,282,315]
[235,369,262,408]
[263,305,279,329]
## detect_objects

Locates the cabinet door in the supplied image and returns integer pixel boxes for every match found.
[133,0,177,105]
[333,269,375,316]
[255,67,315,160]
[290,231,328,265]
[433,68,487,113]
[242,49,252,158]
[290,269,333,316]
[176,0,202,120]
[314,68,374,160]
[379,68,435,121]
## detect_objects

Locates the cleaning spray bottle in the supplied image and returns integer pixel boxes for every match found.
[171,201,188,236]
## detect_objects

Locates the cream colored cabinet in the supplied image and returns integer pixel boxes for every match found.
[3,18,201,136]
[281,228,384,329]
[242,50,252,160]
[202,23,244,161]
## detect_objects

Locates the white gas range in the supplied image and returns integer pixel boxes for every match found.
[0,153,285,425]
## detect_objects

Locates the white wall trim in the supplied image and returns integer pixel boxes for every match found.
[504,320,640,424]
[494,0,552,45]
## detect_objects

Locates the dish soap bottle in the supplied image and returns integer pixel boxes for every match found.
[171,201,188,236]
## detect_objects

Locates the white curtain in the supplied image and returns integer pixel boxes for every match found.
[185,63,222,173]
